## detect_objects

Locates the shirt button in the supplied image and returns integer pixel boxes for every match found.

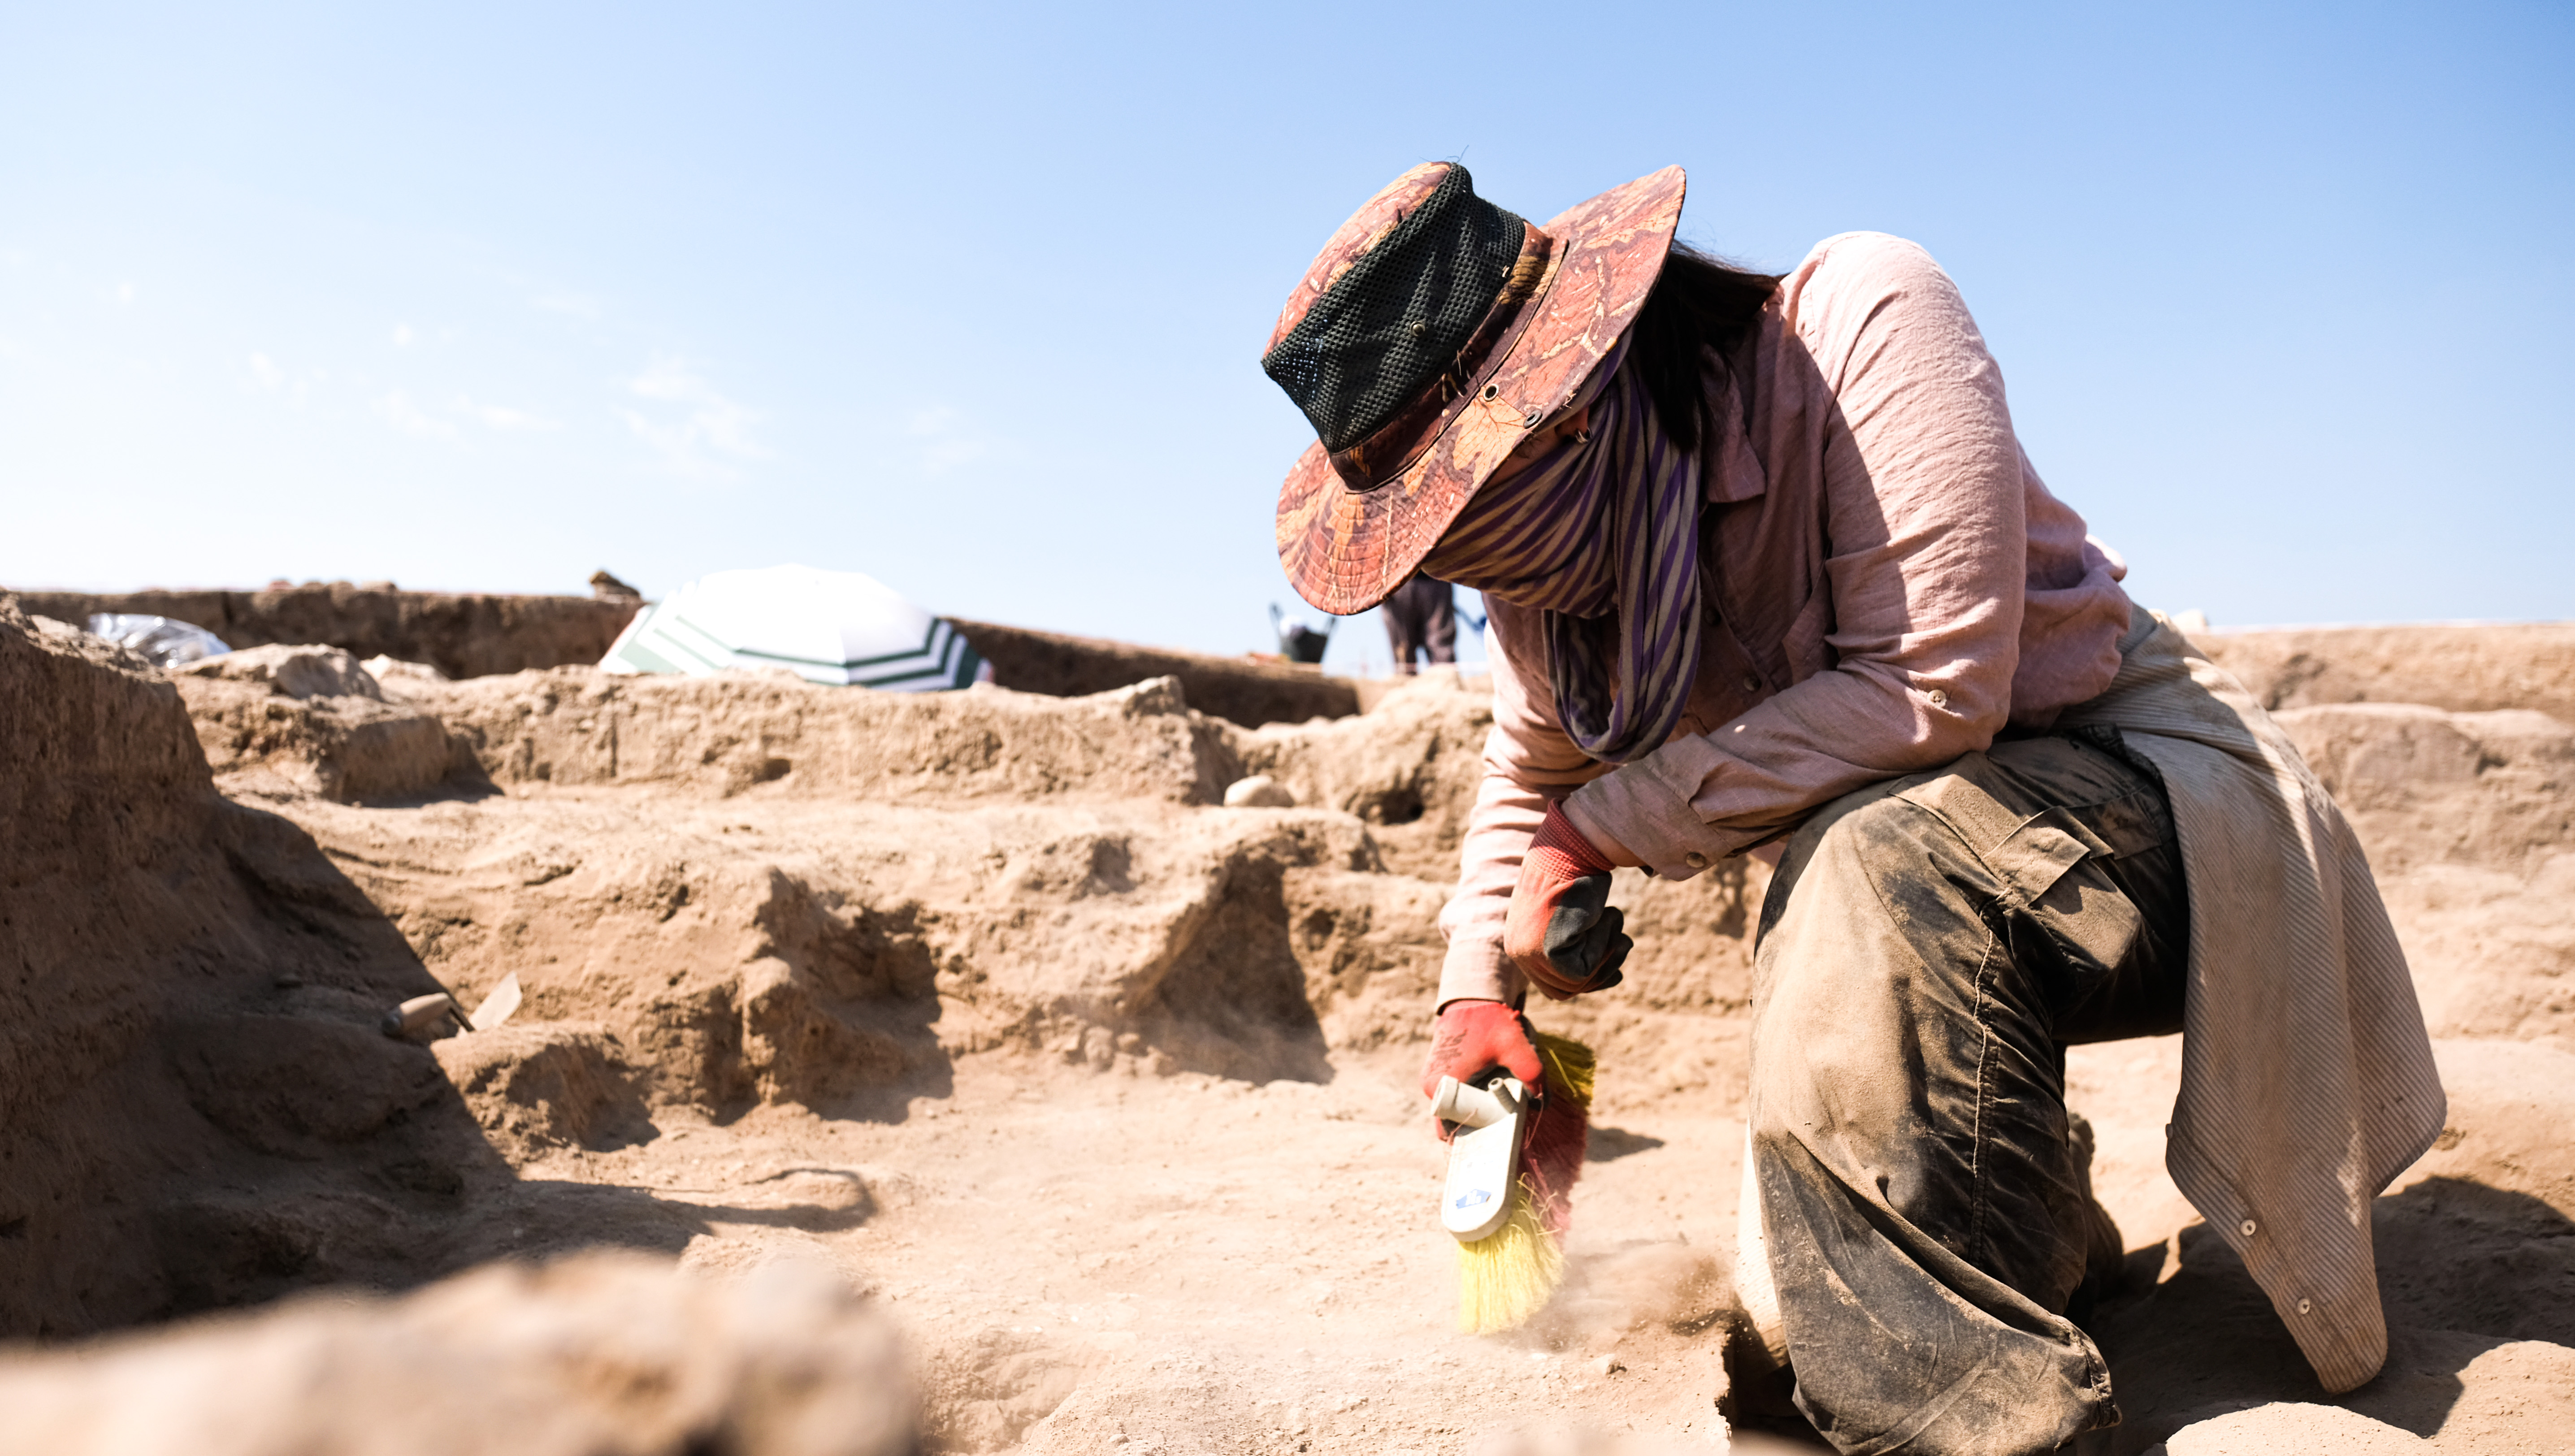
[1741,674,1761,693]
[1684,851,1709,870]
[1926,689,1949,709]
[2240,1219,2259,1238]
[2297,1298,2313,1315]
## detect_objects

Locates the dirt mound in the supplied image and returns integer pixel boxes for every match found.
[0,598,453,1334]
[0,1253,913,1456]
[2276,704,2575,876]
[0,601,710,1337]
[432,1023,655,1157]
[173,645,454,803]
[2154,1401,2436,1452]
[418,668,1239,805]
[2201,621,2575,723]
[289,789,1385,1107]
[10,582,640,680]
[1232,672,1495,879]
[2273,704,2575,1044]
[8,591,2575,1452]
[178,641,390,699]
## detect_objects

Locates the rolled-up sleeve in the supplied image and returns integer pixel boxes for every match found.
[1565,234,2033,878]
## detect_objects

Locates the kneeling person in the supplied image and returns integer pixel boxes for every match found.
[1256,161,2443,1454]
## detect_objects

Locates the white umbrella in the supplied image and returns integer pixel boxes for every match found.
[599,564,986,691]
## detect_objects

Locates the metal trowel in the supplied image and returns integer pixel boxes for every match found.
[469,971,523,1030]
[378,971,522,1041]
[1432,1075,1531,1243]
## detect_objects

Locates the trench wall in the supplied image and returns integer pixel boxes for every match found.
[9,588,1355,729]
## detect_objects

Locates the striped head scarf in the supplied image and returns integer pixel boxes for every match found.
[1420,342,1704,764]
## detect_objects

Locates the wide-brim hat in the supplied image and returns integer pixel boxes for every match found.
[1266,162,1685,615]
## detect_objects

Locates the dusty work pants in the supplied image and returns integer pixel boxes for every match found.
[1381,574,1457,672]
[1748,728,2186,1456]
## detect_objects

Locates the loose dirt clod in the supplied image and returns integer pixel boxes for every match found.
[0,1253,914,1456]
[173,643,453,802]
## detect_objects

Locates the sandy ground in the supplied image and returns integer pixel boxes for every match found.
[404,1018,2567,1453]
[4,609,2572,1453]
[633,1051,1744,1452]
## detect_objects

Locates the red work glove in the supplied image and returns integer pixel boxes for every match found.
[1419,999,1543,1140]
[1505,802,1632,1001]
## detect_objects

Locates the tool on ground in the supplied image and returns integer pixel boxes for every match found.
[382,992,471,1040]
[469,971,524,1031]
[379,971,522,1041]
[1435,1029,1595,1334]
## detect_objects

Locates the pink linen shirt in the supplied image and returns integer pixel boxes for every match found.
[1439,231,2136,1006]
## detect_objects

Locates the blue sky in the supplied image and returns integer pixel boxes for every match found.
[2,2,2567,673]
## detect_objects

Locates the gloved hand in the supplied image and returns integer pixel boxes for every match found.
[1420,999,1543,1140]
[1505,802,1632,1001]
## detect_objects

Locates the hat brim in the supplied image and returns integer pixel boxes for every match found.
[1274,165,1686,616]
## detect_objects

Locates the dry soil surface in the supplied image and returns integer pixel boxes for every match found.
[2,601,2570,1454]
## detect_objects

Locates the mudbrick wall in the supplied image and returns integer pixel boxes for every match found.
[2199,621,2575,723]
[11,583,640,681]
[949,618,1359,728]
[9,587,1355,728]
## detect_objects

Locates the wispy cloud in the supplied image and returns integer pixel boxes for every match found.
[908,403,1002,475]
[619,356,767,479]
[373,390,457,440]
[458,396,558,432]
[531,291,602,320]
[240,351,317,406]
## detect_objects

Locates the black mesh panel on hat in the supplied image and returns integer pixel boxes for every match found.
[1262,166,1528,455]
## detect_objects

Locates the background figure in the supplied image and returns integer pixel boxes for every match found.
[1267,603,1334,664]
[1381,573,1457,675]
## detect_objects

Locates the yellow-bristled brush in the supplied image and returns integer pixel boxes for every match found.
[1433,1031,1595,1334]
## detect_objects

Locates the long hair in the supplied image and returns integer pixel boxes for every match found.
[1625,244,1782,454]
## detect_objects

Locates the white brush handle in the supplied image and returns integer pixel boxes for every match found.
[1437,1077,1529,1242]
[1431,1075,1522,1130]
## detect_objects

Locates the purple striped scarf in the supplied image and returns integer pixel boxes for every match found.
[1421,347,1703,764]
